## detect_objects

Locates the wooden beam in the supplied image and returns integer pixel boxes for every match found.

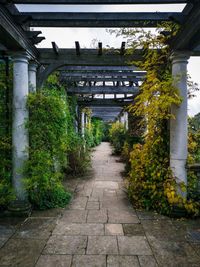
[75,41,80,56]
[38,48,144,65]
[3,0,188,4]
[15,12,184,28]
[52,41,59,55]
[60,71,146,78]
[78,99,132,106]
[98,42,103,56]
[67,85,139,94]
[171,3,200,50]
[120,42,126,56]
[0,5,39,58]
[59,65,138,71]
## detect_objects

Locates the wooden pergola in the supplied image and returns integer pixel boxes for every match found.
[0,0,200,210]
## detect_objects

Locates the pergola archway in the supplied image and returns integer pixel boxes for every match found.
[0,0,200,211]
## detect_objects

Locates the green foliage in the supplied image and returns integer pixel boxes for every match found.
[0,61,14,210]
[109,122,127,154]
[110,24,200,216]
[25,87,72,209]
[92,118,104,146]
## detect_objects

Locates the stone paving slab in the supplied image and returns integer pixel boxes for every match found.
[87,236,118,255]
[86,201,100,210]
[0,143,200,266]
[61,210,88,223]
[14,218,56,240]
[123,223,145,236]
[43,235,87,255]
[105,224,124,236]
[36,255,72,267]
[71,255,106,267]
[138,255,158,267]
[107,255,140,267]
[87,210,108,223]
[53,223,104,236]
[147,235,200,266]
[0,238,46,267]
[108,209,139,224]
[118,236,153,255]
[69,197,88,210]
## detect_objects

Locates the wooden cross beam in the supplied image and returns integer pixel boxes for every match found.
[75,41,81,56]
[14,12,184,28]
[52,41,59,55]
[98,42,103,56]
[4,0,188,4]
[120,42,126,56]
[67,85,139,94]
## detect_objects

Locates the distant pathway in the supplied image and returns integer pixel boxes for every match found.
[0,142,200,266]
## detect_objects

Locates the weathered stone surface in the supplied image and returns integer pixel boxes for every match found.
[53,223,104,235]
[72,255,106,267]
[14,218,56,240]
[105,224,124,236]
[69,197,88,210]
[87,236,118,255]
[86,201,100,210]
[108,209,139,224]
[136,210,167,220]
[0,237,8,249]
[123,224,145,236]
[31,208,63,218]
[36,255,72,267]
[118,236,152,255]
[0,238,46,267]
[141,219,185,241]
[87,210,108,223]
[148,236,200,266]
[43,235,87,255]
[138,255,158,267]
[61,210,88,223]
[107,255,140,267]
[94,181,119,189]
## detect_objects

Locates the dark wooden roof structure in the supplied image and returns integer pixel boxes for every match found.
[0,0,199,121]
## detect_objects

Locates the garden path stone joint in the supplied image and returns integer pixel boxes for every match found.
[0,0,200,212]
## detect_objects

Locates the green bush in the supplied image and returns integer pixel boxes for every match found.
[109,122,127,154]
[25,88,72,209]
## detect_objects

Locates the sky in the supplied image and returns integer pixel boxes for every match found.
[17,3,200,116]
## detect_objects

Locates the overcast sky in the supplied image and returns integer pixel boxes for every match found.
[17,3,200,116]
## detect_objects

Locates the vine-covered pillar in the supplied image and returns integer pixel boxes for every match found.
[81,111,85,137]
[28,61,37,93]
[170,51,190,197]
[124,111,129,130]
[10,52,31,213]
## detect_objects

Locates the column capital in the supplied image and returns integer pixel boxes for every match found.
[28,61,38,72]
[12,52,30,64]
[170,51,190,64]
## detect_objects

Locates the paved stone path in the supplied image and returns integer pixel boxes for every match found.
[0,142,200,266]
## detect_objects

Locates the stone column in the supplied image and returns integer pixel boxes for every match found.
[10,53,31,213]
[28,62,37,93]
[170,51,190,197]
[124,112,129,130]
[81,111,85,137]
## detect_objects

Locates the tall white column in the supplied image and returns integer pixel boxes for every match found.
[12,53,30,206]
[170,51,190,196]
[28,62,37,93]
[81,111,85,137]
[124,112,129,130]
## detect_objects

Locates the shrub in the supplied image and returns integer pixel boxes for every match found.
[25,88,72,209]
[109,122,127,154]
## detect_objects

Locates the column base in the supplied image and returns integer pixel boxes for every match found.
[7,200,32,217]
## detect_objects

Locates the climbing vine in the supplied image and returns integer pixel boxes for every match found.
[110,24,200,216]
[0,61,14,210]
